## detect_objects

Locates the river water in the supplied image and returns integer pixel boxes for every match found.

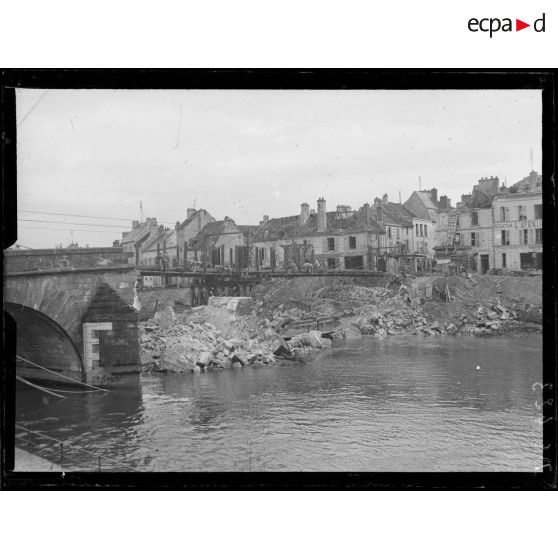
[15,335,543,472]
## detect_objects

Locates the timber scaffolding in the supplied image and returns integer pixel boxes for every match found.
[136,268,394,299]
[137,267,393,283]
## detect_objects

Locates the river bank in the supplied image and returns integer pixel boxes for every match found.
[139,273,541,374]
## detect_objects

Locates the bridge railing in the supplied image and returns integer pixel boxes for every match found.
[14,424,141,472]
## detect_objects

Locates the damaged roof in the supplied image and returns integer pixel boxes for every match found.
[377,202,416,227]
[253,206,384,242]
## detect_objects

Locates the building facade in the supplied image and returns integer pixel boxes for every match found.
[187,217,252,269]
[121,217,159,265]
[451,171,542,273]
[252,199,386,271]
[455,207,494,273]
[492,190,543,270]
[175,208,216,265]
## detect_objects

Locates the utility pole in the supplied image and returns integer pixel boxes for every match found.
[530,148,534,171]
[139,201,144,222]
[418,176,422,190]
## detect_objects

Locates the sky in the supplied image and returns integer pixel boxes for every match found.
[15,88,542,248]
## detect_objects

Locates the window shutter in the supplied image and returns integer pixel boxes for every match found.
[528,228,534,245]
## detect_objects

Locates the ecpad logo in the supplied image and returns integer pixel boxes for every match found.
[468,13,546,37]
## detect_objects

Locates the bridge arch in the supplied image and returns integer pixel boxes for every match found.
[5,302,83,383]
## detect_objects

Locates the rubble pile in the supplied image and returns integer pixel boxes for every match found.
[140,299,334,374]
[311,284,391,305]
[140,319,280,373]
[339,276,542,338]
[140,274,541,375]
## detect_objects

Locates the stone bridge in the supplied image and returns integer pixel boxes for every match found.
[4,265,141,386]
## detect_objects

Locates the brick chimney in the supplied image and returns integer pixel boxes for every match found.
[376,205,384,226]
[362,202,371,226]
[430,188,438,203]
[132,220,139,229]
[381,193,389,206]
[186,208,196,219]
[300,202,310,225]
[317,197,327,233]
[374,197,381,208]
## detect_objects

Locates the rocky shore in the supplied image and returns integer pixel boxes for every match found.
[140,274,542,374]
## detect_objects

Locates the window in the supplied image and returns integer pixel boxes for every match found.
[396,228,400,240]
[535,204,543,219]
[500,207,509,221]
[501,230,510,245]
[471,232,477,247]
[230,248,233,263]
[419,224,423,237]
[349,236,356,249]
[502,253,507,268]
[520,229,529,245]
[535,229,542,244]
[327,258,336,269]
[91,344,99,354]
[518,205,527,221]
[415,224,419,236]
[327,237,335,251]
[387,227,392,239]
[471,212,478,226]
[424,224,427,236]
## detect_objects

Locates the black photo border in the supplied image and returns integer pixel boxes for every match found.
[1,69,556,490]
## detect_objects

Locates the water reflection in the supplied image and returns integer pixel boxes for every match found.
[15,335,542,472]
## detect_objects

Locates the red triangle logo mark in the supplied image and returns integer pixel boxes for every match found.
[516,19,530,31]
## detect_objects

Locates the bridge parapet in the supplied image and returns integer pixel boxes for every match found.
[4,246,132,273]
[4,267,141,386]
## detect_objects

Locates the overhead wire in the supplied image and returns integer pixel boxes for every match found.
[19,209,176,226]
[19,226,120,234]
[19,219,132,228]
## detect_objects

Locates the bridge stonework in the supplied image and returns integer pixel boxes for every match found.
[4,267,141,386]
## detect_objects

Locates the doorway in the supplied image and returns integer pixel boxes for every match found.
[480,254,489,274]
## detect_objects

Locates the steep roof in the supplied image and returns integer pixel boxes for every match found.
[415,191,438,211]
[142,228,175,252]
[177,209,215,230]
[122,220,158,245]
[378,202,416,227]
